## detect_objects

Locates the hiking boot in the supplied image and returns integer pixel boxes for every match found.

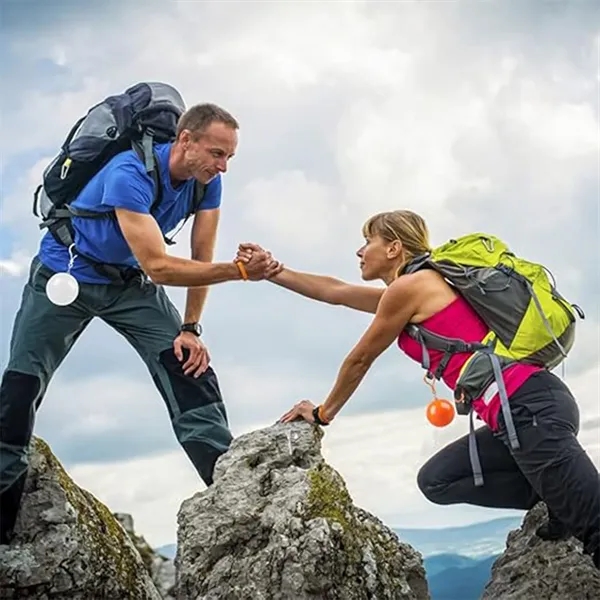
[536,512,570,541]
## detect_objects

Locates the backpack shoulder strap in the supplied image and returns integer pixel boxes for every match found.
[130,141,206,246]
[401,252,433,275]
[160,180,207,246]
[189,181,206,217]
[131,140,162,212]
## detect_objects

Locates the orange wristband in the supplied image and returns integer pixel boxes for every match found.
[236,261,249,281]
[318,405,330,424]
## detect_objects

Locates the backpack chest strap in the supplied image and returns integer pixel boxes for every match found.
[404,323,489,379]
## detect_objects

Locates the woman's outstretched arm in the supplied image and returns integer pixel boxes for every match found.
[269,267,384,314]
[236,243,384,314]
[278,275,419,425]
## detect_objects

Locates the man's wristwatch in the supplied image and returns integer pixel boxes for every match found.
[180,322,203,337]
[312,405,330,426]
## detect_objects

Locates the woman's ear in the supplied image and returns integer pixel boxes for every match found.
[387,240,403,259]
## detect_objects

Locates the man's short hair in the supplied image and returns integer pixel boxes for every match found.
[176,103,239,138]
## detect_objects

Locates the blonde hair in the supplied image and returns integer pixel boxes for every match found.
[362,210,432,274]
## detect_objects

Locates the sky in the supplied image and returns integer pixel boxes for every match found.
[1,0,599,548]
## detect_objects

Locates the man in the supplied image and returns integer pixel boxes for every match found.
[0,103,273,545]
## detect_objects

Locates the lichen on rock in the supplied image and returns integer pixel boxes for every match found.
[114,512,176,600]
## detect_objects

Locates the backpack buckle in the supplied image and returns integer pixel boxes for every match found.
[60,158,72,180]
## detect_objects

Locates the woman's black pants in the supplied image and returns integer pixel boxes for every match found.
[417,370,599,567]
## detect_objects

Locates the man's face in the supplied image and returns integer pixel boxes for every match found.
[181,122,238,184]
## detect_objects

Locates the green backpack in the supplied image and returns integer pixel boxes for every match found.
[403,233,584,486]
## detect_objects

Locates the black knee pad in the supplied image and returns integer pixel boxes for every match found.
[158,349,224,415]
[0,371,41,447]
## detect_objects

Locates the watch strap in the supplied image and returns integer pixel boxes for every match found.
[312,405,330,426]
[180,322,202,337]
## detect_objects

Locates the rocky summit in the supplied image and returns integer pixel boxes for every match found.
[482,502,600,600]
[175,421,429,600]
[1,427,598,599]
[0,437,163,599]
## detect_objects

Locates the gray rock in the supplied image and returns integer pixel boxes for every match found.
[0,437,162,600]
[175,421,429,600]
[482,502,600,600]
[114,512,176,600]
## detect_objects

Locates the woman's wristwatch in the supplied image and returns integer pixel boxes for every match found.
[312,405,330,426]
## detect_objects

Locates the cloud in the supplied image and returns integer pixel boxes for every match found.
[241,171,347,254]
[0,253,31,278]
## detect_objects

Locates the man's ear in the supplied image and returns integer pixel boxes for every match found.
[177,129,192,149]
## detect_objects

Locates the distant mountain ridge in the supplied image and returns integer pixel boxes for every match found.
[156,543,176,560]
[426,554,499,600]
[391,516,523,600]
[424,553,482,577]
[393,515,522,559]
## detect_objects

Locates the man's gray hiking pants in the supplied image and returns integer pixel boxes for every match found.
[0,257,233,543]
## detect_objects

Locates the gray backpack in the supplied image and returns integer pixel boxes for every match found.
[33,81,205,255]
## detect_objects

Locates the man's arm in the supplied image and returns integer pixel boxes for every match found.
[184,207,220,322]
[115,208,266,286]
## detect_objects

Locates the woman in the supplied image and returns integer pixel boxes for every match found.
[237,209,599,568]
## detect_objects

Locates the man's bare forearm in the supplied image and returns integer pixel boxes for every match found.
[183,245,214,323]
[148,255,242,287]
[183,286,209,323]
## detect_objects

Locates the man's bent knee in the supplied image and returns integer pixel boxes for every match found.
[157,349,228,415]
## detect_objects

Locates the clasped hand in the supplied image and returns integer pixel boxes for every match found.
[234,242,283,280]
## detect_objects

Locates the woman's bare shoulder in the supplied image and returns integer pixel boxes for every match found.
[394,269,459,322]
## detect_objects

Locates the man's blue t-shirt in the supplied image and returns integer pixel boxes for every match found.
[38,143,222,284]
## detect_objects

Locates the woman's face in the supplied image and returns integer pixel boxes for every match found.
[356,234,401,281]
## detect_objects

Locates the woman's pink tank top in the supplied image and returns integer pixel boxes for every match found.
[397,295,541,430]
